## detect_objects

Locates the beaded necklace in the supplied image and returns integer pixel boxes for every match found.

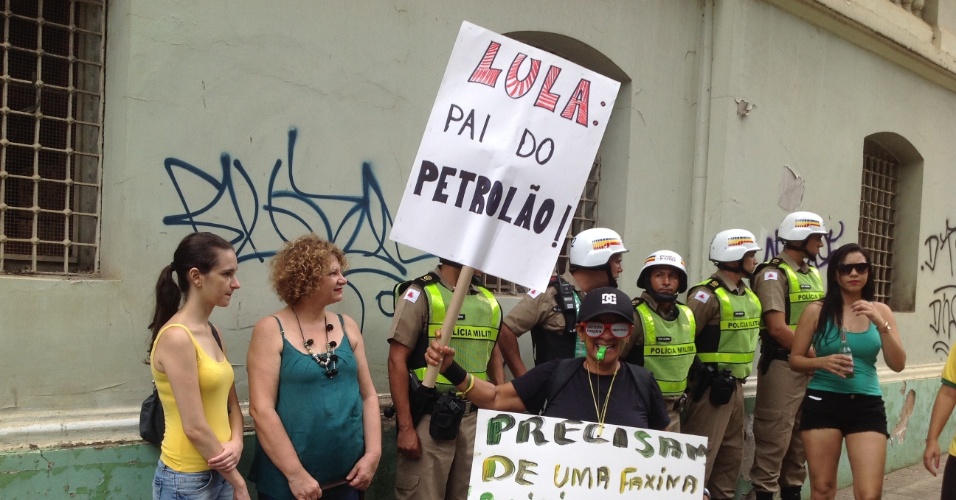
[291,308,338,378]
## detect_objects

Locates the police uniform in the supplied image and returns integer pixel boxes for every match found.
[682,272,761,499]
[503,271,588,365]
[622,291,696,432]
[749,253,824,497]
[389,267,502,500]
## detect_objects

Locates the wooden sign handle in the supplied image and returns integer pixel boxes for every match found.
[421,266,475,388]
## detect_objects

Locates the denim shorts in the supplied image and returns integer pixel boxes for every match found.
[800,388,889,437]
[153,460,233,500]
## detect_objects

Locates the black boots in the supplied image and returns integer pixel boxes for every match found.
[780,485,803,500]
[754,485,801,500]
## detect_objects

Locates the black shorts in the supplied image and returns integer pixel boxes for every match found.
[799,388,889,437]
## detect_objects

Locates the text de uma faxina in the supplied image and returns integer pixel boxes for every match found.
[478,413,706,495]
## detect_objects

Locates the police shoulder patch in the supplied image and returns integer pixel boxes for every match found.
[765,271,779,280]
[403,288,421,303]
[693,290,711,303]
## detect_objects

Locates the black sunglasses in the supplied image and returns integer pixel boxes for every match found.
[837,262,870,275]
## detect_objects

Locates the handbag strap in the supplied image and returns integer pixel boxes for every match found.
[209,323,223,350]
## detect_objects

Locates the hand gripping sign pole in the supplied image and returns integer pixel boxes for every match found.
[421,266,474,388]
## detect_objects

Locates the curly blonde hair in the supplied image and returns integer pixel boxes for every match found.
[270,234,348,305]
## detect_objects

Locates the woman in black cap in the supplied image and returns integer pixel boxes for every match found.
[425,286,669,431]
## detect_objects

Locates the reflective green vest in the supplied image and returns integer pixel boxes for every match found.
[410,282,501,393]
[775,261,824,328]
[636,301,696,397]
[694,279,762,379]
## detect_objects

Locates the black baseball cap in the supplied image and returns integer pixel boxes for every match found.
[578,287,634,324]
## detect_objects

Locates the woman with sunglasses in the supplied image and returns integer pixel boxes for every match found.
[247,235,381,500]
[790,243,905,500]
[425,287,670,431]
[147,232,249,500]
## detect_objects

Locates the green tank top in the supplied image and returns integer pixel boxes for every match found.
[808,320,883,396]
[249,315,364,498]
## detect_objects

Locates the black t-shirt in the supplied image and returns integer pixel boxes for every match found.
[511,359,670,430]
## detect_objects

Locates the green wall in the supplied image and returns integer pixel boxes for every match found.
[0,379,947,499]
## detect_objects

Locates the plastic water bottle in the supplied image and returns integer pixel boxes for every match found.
[840,329,854,379]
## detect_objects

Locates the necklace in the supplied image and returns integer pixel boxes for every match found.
[586,361,618,437]
[291,308,339,378]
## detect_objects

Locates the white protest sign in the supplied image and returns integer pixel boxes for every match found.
[390,21,621,292]
[468,410,707,499]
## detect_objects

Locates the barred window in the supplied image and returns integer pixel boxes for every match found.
[859,140,898,303]
[479,154,600,294]
[0,0,105,275]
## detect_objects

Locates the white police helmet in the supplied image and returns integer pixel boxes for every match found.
[568,228,628,269]
[778,211,828,242]
[636,250,688,293]
[710,229,761,263]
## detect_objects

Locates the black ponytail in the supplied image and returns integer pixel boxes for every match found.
[145,232,233,362]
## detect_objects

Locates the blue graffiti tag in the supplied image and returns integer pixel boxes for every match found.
[162,128,431,327]
[761,221,845,268]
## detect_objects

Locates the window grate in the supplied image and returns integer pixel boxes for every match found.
[859,140,898,303]
[479,154,601,295]
[0,0,105,275]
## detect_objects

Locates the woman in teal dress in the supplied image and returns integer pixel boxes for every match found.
[247,235,381,500]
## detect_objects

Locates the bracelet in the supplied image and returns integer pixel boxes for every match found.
[443,361,468,386]
[879,321,891,334]
[463,374,477,395]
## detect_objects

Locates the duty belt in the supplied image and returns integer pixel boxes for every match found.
[425,396,480,415]
[770,347,790,362]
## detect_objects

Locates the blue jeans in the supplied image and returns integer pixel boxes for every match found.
[153,460,233,500]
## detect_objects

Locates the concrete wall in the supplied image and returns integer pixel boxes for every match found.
[3,0,705,423]
[4,0,956,497]
[0,377,947,498]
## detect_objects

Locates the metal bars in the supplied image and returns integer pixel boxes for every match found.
[479,154,601,295]
[0,0,105,274]
[859,140,898,303]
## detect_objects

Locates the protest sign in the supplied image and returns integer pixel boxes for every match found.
[469,410,707,499]
[390,21,621,292]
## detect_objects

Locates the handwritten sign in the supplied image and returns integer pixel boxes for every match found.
[468,410,707,499]
[390,21,621,292]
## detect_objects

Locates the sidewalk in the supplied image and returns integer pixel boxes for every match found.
[834,455,945,499]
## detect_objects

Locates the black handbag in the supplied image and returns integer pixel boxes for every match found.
[139,384,165,444]
[140,325,223,445]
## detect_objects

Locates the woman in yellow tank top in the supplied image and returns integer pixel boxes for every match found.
[147,232,250,500]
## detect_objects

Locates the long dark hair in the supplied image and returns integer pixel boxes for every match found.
[146,232,234,361]
[812,243,876,347]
